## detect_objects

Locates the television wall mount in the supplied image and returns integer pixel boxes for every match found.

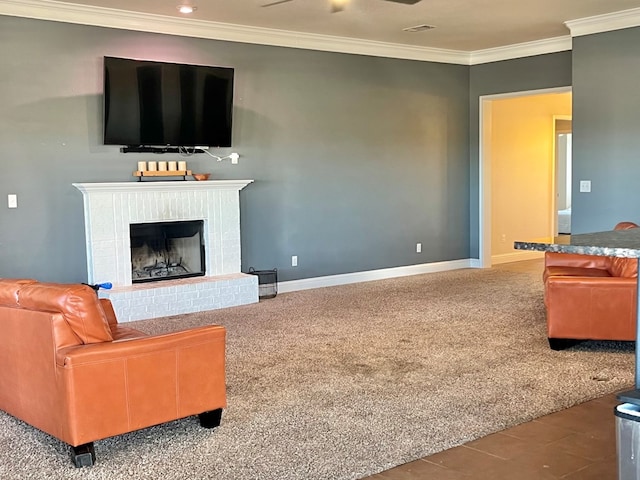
[120,146,208,154]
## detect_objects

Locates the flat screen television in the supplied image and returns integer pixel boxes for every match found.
[103,56,234,148]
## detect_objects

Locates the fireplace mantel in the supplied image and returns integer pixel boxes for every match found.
[73,179,254,194]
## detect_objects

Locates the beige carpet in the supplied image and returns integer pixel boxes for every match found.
[0,261,634,479]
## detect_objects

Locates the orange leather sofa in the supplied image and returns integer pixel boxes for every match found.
[543,222,638,350]
[0,279,226,467]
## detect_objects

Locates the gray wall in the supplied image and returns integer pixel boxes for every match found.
[0,16,470,283]
[468,52,572,257]
[571,27,640,233]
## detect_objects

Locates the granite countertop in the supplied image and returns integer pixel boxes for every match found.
[514,228,640,258]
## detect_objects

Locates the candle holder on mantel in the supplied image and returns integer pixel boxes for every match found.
[133,170,192,181]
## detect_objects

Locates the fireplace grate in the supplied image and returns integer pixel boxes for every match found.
[133,258,190,280]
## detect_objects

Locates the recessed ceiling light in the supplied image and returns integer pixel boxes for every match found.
[177,5,197,14]
[403,24,436,33]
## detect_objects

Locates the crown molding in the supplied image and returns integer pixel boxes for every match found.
[565,7,640,37]
[0,0,629,66]
[0,0,471,64]
[469,35,572,65]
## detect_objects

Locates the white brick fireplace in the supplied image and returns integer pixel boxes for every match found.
[73,180,258,321]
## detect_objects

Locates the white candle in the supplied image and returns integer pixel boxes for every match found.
[178,161,187,171]
[168,161,177,171]
[137,161,147,172]
[158,161,168,171]
[148,161,157,171]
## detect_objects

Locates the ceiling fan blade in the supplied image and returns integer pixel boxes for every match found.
[261,0,294,7]
[382,0,422,4]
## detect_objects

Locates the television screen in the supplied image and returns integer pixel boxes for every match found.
[103,57,234,148]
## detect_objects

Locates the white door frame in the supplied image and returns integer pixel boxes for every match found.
[478,86,572,268]
[552,114,572,236]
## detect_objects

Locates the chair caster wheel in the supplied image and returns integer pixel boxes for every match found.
[199,408,223,429]
[71,442,95,467]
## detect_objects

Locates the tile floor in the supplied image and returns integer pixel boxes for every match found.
[362,390,626,479]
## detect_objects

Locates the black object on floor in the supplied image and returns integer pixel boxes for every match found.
[248,268,278,299]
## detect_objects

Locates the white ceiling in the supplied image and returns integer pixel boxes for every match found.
[4,0,640,63]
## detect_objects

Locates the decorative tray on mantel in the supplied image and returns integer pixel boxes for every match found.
[133,170,192,181]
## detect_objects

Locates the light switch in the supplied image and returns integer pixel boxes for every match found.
[7,194,17,208]
[579,180,591,193]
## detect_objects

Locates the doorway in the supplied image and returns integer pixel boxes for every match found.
[479,87,572,267]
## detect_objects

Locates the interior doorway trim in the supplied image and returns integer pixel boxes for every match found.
[478,86,572,268]
[552,114,572,236]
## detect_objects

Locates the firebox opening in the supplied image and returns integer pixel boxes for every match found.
[130,220,205,283]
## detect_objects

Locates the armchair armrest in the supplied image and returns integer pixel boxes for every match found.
[55,324,226,446]
[545,275,636,341]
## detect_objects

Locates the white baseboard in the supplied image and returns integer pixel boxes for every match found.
[278,258,479,293]
[468,258,483,268]
[491,251,544,265]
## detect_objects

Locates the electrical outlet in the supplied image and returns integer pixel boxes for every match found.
[230,152,239,164]
[501,234,506,243]
[291,255,298,267]
[416,243,422,253]
[7,194,17,209]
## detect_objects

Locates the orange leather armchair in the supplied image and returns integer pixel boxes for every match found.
[543,222,638,350]
[0,279,226,467]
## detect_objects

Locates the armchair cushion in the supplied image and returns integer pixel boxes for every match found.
[543,265,611,280]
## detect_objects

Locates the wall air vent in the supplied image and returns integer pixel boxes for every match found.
[403,24,436,32]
